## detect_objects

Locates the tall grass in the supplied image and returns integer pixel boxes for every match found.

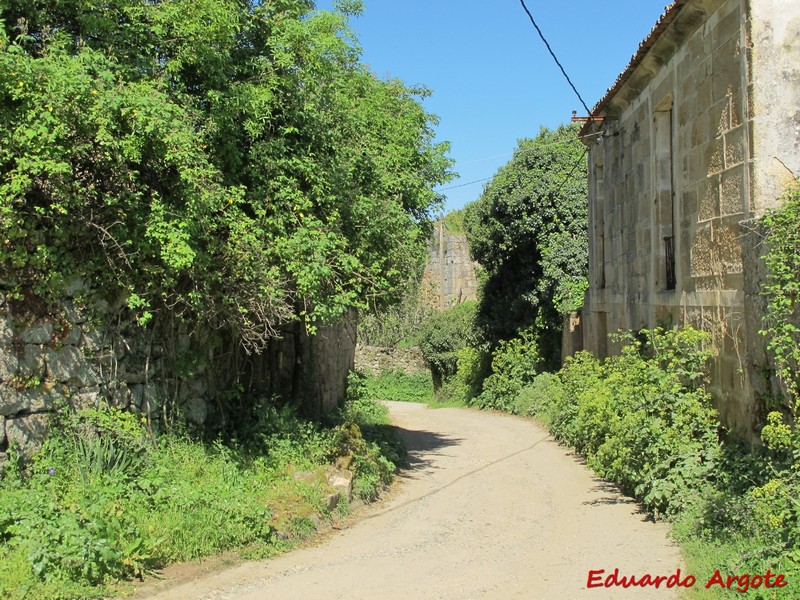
[0,384,404,599]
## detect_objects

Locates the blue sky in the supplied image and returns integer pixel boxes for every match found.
[314,1,669,213]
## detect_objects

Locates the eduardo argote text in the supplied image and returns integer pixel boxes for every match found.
[587,568,788,593]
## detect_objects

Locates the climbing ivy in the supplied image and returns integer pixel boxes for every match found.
[463,124,587,369]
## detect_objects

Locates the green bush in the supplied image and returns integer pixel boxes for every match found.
[335,371,406,501]
[357,284,435,348]
[477,330,541,412]
[514,372,564,426]
[761,184,800,403]
[418,301,479,386]
[0,387,406,598]
[432,346,488,405]
[1,1,452,353]
[504,327,719,517]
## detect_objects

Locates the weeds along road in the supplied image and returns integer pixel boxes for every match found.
[132,402,683,600]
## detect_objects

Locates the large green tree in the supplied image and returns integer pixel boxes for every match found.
[0,0,453,349]
[464,124,587,369]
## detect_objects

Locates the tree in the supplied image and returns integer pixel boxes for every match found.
[0,0,453,351]
[463,124,587,370]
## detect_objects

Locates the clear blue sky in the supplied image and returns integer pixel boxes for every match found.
[314,1,669,213]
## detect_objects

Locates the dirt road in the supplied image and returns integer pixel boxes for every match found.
[131,402,683,599]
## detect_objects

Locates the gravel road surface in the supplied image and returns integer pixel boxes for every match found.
[129,401,684,599]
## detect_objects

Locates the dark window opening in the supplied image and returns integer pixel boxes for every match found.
[664,235,676,290]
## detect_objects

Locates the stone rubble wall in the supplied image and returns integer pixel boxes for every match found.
[354,344,427,377]
[0,291,356,463]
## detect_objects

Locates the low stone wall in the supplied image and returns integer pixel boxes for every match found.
[354,344,427,377]
[0,290,356,463]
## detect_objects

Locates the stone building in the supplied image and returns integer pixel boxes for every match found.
[579,0,800,437]
[421,222,479,310]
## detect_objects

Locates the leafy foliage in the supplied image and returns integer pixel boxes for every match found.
[513,327,719,517]
[0,0,452,349]
[357,279,435,348]
[463,124,587,369]
[335,371,406,500]
[362,369,435,404]
[760,184,800,405]
[476,329,541,412]
[417,300,479,386]
[442,208,466,234]
[0,386,405,597]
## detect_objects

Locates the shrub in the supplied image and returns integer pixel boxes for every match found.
[514,372,564,426]
[418,301,479,386]
[760,184,800,403]
[335,371,406,500]
[477,330,541,412]
[433,346,489,405]
[500,327,719,517]
[0,385,406,597]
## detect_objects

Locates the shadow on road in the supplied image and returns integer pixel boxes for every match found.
[583,479,655,522]
[394,426,464,472]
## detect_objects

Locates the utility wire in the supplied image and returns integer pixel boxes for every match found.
[553,147,589,195]
[450,130,601,169]
[518,0,593,118]
[437,148,587,194]
[436,177,493,192]
[436,131,600,192]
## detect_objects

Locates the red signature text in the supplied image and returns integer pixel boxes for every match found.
[587,568,695,589]
[587,568,789,593]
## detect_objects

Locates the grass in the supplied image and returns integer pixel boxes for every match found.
[0,384,405,599]
[362,368,468,408]
[363,369,435,405]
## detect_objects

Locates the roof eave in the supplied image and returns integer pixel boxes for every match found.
[579,0,690,138]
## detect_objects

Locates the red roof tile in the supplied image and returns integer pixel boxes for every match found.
[579,1,689,136]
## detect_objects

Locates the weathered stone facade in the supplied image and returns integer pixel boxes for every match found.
[579,0,800,438]
[421,223,479,309]
[0,290,356,461]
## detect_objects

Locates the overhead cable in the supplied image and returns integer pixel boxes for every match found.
[436,131,599,192]
[518,0,593,118]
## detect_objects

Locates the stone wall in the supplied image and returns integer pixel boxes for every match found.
[354,344,427,377]
[0,290,356,462]
[749,0,800,213]
[421,224,479,310]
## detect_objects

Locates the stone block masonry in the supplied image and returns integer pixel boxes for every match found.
[579,0,800,440]
[421,225,479,310]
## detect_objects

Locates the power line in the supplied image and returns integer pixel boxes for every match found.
[437,147,588,194]
[518,0,593,118]
[553,147,589,195]
[450,130,601,169]
[437,131,600,192]
[436,177,493,192]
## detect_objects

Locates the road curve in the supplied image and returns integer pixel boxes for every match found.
[131,402,683,600]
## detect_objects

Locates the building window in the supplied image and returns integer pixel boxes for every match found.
[664,235,676,290]
[594,164,606,289]
[654,107,675,290]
